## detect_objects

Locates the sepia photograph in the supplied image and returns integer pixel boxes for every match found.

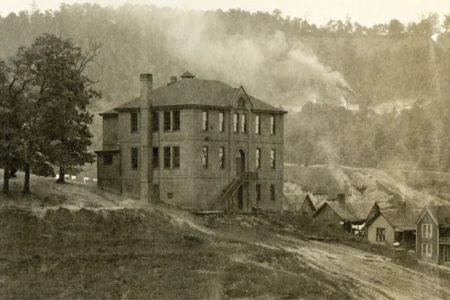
[1,0,450,299]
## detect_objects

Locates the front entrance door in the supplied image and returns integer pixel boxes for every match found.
[235,149,245,177]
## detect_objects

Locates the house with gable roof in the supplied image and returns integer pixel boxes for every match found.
[95,72,287,211]
[415,206,450,264]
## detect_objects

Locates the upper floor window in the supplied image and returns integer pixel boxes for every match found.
[173,146,180,168]
[233,113,239,133]
[255,115,261,134]
[241,114,247,133]
[104,153,113,165]
[202,146,209,169]
[256,148,261,169]
[152,147,159,169]
[238,97,245,108]
[131,147,139,169]
[422,224,432,238]
[270,184,276,201]
[131,112,139,133]
[164,147,171,169]
[164,111,171,131]
[219,147,225,169]
[219,112,225,132]
[173,111,180,131]
[270,149,276,169]
[203,111,208,131]
[270,115,276,135]
[152,111,159,132]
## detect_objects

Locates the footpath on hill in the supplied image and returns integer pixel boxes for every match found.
[0,173,450,299]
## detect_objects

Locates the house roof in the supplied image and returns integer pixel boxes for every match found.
[180,71,195,78]
[348,201,378,220]
[110,78,286,114]
[300,194,318,211]
[367,208,423,231]
[426,206,450,225]
[313,201,360,222]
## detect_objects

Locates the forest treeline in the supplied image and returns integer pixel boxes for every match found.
[1,3,449,172]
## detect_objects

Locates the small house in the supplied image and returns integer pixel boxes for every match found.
[415,206,450,265]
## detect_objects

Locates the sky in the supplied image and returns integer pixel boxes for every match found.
[1,0,449,26]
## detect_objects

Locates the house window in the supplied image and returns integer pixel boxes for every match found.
[152,147,159,169]
[422,243,432,257]
[270,115,276,135]
[376,228,386,242]
[131,112,139,133]
[255,115,261,134]
[167,192,173,200]
[234,113,239,133]
[152,111,159,132]
[270,184,276,201]
[256,148,261,169]
[422,224,432,238]
[203,146,209,169]
[202,111,208,131]
[164,111,171,131]
[173,147,180,168]
[241,113,247,133]
[219,147,225,169]
[238,97,245,108]
[131,148,139,169]
[270,149,276,169]
[103,153,113,165]
[164,147,171,169]
[173,110,180,131]
[219,112,225,132]
[256,184,261,202]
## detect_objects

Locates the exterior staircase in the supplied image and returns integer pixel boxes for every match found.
[210,172,258,211]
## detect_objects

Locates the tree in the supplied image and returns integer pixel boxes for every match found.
[18,34,101,185]
[388,19,404,37]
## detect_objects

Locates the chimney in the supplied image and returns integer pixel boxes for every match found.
[398,198,407,212]
[337,193,345,204]
[140,73,153,203]
[167,76,178,86]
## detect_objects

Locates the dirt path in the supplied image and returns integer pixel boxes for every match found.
[271,235,450,300]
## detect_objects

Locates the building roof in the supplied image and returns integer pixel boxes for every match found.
[367,208,423,231]
[348,201,378,220]
[300,194,318,212]
[110,77,286,114]
[313,201,361,222]
[426,206,450,225]
[180,71,195,78]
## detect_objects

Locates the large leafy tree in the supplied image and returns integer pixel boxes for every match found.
[18,34,101,185]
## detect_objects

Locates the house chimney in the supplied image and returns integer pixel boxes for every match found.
[140,73,153,203]
[398,198,407,212]
[337,193,345,204]
[167,76,178,86]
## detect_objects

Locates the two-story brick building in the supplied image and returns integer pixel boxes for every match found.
[95,72,287,211]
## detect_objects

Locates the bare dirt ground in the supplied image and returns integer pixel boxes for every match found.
[1,173,450,299]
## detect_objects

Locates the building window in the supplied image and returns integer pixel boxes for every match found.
[376,228,386,242]
[256,184,261,202]
[256,148,261,169]
[152,147,159,169]
[270,116,276,135]
[255,115,261,134]
[270,149,276,169]
[164,111,171,131]
[152,111,159,132]
[234,113,239,133]
[422,224,432,238]
[202,146,209,169]
[219,147,225,169]
[202,111,208,131]
[173,110,180,131]
[238,97,245,108]
[173,147,180,169]
[131,148,139,169]
[422,243,432,257]
[219,112,225,132]
[103,153,113,165]
[167,192,173,200]
[270,184,276,201]
[131,112,139,133]
[164,147,171,169]
[241,113,247,133]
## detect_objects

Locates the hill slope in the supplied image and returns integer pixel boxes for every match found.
[1,173,450,299]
